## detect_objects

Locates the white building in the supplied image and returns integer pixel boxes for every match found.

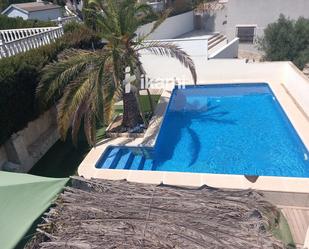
[196,0,309,53]
[1,2,62,21]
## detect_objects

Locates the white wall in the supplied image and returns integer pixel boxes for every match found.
[201,5,228,34]
[4,7,61,21]
[142,37,208,58]
[140,56,287,85]
[209,38,239,59]
[226,0,309,51]
[283,63,309,115]
[6,8,28,20]
[29,9,62,21]
[137,11,194,40]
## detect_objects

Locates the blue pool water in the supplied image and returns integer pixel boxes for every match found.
[96,83,309,177]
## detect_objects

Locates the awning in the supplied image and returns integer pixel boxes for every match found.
[0,171,68,249]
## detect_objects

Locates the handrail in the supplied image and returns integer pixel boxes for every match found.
[51,15,81,25]
[0,27,57,33]
[0,27,61,43]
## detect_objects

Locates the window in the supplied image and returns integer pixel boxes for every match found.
[236,26,256,43]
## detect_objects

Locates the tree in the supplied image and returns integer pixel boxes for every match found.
[258,14,309,69]
[36,0,197,146]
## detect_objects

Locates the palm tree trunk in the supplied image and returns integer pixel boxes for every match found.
[122,91,143,128]
[146,89,154,115]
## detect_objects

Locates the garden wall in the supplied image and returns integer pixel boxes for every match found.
[139,57,286,85]
[283,62,309,116]
[137,11,194,40]
[208,38,239,59]
[0,146,7,170]
[0,108,59,172]
[142,36,208,58]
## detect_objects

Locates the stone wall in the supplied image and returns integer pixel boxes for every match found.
[0,108,59,172]
[0,146,7,170]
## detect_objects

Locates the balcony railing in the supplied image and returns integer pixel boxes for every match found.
[0,26,64,59]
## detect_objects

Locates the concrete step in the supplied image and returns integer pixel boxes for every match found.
[208,35,226,50]
[208,33,222,44]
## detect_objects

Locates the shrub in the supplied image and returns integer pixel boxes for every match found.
[0,0,30,12]
[0,0,65,11]
[258,15,309,69]
[0,25,100,144]
[0,14,53,29]
[170,0,193,16]
[62,22,101,49]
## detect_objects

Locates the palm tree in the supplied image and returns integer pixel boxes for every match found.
[37,0,197,146]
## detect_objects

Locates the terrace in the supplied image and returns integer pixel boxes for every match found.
[0,3,308,248]
[78,60,309,192]
[77,59,309,247]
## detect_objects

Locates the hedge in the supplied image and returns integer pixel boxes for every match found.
[0,14,54,29]
[0,0,32,12]
[0,24,100,145]
[258,15,309,70]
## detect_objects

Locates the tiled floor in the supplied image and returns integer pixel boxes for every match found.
[281,207,309,247]
[262,191,309,247]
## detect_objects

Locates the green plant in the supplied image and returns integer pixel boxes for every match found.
[169,0,193,15]
[0,25,100,145]
[37,0,197,146]
[62,22,101,49]
[258,15,309,69]
[0,14,53,29]
[0,0,29,12]
[0,0,66,11]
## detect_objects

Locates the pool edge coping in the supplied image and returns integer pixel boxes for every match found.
[78,80,309,193]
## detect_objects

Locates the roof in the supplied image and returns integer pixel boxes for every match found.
[2,2,61,15]
[0,171,68,249]
[26,176,290,248]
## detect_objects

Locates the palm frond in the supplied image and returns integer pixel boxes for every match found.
[56,57,115,146]
[57,76,93,140]
[141,9,171,39]
[37,0,198,146]
[84,108,97,146]
[37,50,99,106]
[93,63,115,125]
[71,100,88,146]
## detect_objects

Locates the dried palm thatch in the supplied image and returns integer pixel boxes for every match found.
[26,176,288,249]
[195,0,225,14]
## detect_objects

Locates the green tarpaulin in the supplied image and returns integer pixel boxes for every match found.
[0,171,68,249]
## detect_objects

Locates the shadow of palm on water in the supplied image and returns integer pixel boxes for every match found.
[152,97,237,170]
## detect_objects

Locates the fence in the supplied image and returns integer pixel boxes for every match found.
[0,26,64,59]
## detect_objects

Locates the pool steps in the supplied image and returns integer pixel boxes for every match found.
[97,147,154,170]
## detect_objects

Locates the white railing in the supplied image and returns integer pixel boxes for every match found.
[52,15,81,25]
[0,26,64,59]
[147,1,164,12]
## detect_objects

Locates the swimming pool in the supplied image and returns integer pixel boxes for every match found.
[96,83,309,178]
